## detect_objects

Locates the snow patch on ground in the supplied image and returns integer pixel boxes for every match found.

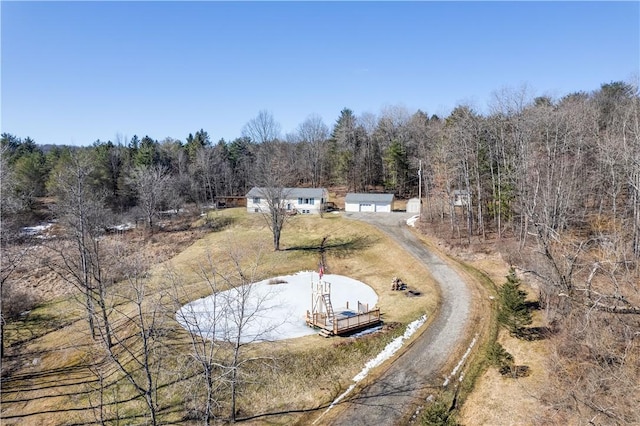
[109,223,136,231]
[443,333,478,387]
[21,223,54,238]
[353,314,426,383]
[160,208,185,215]
[349,325,383,338]
[176,271,378,344]
[406,215,420,227]
[315,314,428,422]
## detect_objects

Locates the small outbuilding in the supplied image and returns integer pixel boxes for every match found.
[452,190,471,207]
[406,198,421,213]
[214,196,247,209]
[344,193,395,213]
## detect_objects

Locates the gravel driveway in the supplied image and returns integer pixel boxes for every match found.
[326,212,473,425]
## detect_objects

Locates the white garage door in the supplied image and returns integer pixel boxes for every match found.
[359,203,375,212]
[375,203,390,213]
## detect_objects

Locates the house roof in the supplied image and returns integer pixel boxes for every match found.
[345,193,395,204]
[246,187,327,198]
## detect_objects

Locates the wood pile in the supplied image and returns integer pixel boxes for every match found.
[391,277,406,291]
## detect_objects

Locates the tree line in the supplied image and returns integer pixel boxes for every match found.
[2,82,638,234]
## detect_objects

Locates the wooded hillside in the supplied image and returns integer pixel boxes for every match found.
[2,80,639,424]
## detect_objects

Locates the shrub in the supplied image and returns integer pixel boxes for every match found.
[487,342,514,368]
[421,400,457,426]
[1,284,39,321]
[497,268,532,337]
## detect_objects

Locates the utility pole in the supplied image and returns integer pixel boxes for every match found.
[418,160,422,220]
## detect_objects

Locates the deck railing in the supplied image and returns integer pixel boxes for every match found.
[307,309,381,335]
[332,309,381,334]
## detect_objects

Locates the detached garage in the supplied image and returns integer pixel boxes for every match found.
[345,193,395,213]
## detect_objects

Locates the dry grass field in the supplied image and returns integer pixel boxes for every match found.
[415,221,552,426]
[4,202,568,426]
[456,253,549,426]
[2,207,441,425]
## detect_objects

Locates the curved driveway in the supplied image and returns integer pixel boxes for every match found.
[327,212,473,425]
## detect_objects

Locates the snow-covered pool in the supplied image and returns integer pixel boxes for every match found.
[176,271,378,343]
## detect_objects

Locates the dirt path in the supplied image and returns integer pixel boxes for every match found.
[325,212,474,425]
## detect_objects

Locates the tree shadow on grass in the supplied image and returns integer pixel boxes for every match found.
[236,379,443,423]
[519,326,556,341]
[5,310,81,352]
[2,348,206,424]
[525,300,541,310]
[285,234,378,259]
[1,308,94,390]
[3,395,184,426]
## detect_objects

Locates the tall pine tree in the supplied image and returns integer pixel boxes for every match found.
[497,268,532,337]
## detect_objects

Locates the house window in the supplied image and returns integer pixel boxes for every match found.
[298,197,303,204]
[253,197,260,204]
[309,197,314,205]
[299,197,313,205]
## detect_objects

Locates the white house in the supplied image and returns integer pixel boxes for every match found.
[245,187,329,214]
[344,193,394,213]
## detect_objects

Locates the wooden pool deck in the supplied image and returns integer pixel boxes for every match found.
[306,308,381,337]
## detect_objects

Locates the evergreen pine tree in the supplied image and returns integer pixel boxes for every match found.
[497,268,532,337]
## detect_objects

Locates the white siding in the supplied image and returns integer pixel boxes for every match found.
[345,201,393,213]
[406,198,420,213]
[344,193,394,213]
[360,203,375,212]
[374,203,392,213]
[246,188,329,214]
[344,202,358,212]
[246,198,269,213]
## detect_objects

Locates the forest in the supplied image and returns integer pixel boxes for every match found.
[3,82,640,240]
[1,80,639,424]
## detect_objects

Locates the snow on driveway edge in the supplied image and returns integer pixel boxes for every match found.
[314,314,428,424]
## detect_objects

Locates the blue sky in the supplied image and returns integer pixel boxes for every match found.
[2,1,638,147]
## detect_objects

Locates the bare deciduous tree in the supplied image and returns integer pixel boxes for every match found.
[0,244,32,359]
[128,165,170,232]
[0,145,27,357]
[297,114,329,187]
[47,151,113,346]
[169,255,226,425]
[214,242,280,422]
[171,241,280,423]
[104,253,168,426]
[253,186,291,251]
[252,141,299,251]
[242,110,281,144]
